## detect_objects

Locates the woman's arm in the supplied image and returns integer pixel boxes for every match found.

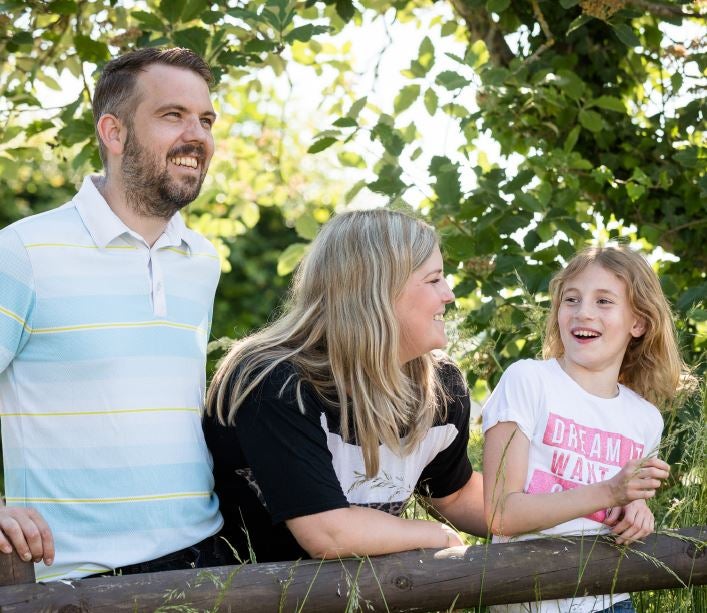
[483,421,669,538]
[426,471,486,537]
[286,506,462,559]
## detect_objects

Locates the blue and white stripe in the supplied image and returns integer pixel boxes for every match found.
[0,176,222,581]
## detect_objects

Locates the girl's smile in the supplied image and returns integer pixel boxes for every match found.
[558,263,646,397]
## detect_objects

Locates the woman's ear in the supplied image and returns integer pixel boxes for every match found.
[96,113,125,157]
[631,317,647,338]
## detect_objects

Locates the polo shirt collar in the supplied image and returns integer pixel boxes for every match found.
[74,175,195,253]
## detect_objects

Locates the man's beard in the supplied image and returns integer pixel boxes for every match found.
[121,126,208,220]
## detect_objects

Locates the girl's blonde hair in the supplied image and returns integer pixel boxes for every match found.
[543,245,688,408]
[206,209,446,477]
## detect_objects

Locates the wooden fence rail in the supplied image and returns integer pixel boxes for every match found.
[0,525,704,612]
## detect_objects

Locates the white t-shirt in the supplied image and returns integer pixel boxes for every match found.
[482,358,663,613]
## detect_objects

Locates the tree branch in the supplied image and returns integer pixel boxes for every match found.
[627,0,707,20]
[447,0,515,66]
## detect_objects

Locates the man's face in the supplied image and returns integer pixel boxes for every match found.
[121,64,216,219]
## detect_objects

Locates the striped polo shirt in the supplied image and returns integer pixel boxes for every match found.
[0,176,223,581]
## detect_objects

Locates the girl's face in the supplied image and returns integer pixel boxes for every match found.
[557,263,645,381]
[394,246,455,365]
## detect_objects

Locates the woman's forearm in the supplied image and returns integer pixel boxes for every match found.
[286,505,460,559]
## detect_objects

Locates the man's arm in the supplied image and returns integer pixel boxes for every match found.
[0,228,54,565]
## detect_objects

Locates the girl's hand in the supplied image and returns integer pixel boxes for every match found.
[606,457,669,507]
[604,499,655,545]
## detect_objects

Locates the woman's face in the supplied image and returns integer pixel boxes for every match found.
[394,245,455,364]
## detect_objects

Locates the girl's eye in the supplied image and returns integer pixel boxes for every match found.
[563,296,578,303]
[429,278,441,284]
[597,298,613,305]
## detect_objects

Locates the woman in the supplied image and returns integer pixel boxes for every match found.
[204,209,485,563]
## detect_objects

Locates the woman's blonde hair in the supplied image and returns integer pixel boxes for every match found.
[543,245,689,408]
[206,208,446,477]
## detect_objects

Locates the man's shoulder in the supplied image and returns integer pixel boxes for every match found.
[1,200,80,244]
[182,227,219,260]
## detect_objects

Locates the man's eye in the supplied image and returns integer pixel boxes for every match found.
[201,118,213,128]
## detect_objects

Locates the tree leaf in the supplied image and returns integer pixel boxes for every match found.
[347,96,367,119]
[563,125,581,152]
[345,179,367,204]
[181,0,208,21]
[566,14,591,35]
[173,26,210,56]
[560,0,580,7]
[277,243,308,276]
[48,0,78,15]
[244,38,278,53]
[132,11,166,31]
[285,24,329,44]
[417,36,435,72]
[429,155,461,207]
[612,23,640,47]
[486,0,510,13]
[335,0,355,22]
[394,84,420,114]
[578,109,604,132]
[424,87,438,116]
[626,182,646,201]
[371,123,404,156]
[590,95,625,113]
[435,70,470,91]
[333,116,358,128]
[673,147,698,168]
[73,35,109,63]
[159,0,186,24]
[307,136,338,153]
[294,214,320,240]
[368,163,406,196]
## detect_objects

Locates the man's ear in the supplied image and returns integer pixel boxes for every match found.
[631,317,647,338]
[96,114,126,157]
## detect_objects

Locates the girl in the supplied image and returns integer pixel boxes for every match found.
[204,209,485,563]
[482,245,687,613]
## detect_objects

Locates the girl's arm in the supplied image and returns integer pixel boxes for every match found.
[286,506,462,558]
[483,421,669,538]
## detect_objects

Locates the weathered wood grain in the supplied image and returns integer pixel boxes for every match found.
[0,526,703,612]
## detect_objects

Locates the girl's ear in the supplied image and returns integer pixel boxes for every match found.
[631,317,647,338]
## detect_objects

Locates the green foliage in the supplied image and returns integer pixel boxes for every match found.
[1,1,705,605]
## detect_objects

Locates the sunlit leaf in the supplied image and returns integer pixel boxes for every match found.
[307,136,337,153]
[277,243,308,276]
[394,84,420,114]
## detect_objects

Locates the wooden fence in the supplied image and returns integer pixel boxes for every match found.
[0,525,704,612]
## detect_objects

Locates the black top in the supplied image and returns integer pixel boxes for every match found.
[203,359,473,563]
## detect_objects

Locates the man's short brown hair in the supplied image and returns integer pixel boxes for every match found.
[92,47,213,167]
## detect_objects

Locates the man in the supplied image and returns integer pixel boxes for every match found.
[0,48,227,581]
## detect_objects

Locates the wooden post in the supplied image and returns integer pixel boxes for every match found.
[0,553,34,588]
[0,526,703,612]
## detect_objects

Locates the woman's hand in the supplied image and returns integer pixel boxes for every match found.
[604,499,655,545]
